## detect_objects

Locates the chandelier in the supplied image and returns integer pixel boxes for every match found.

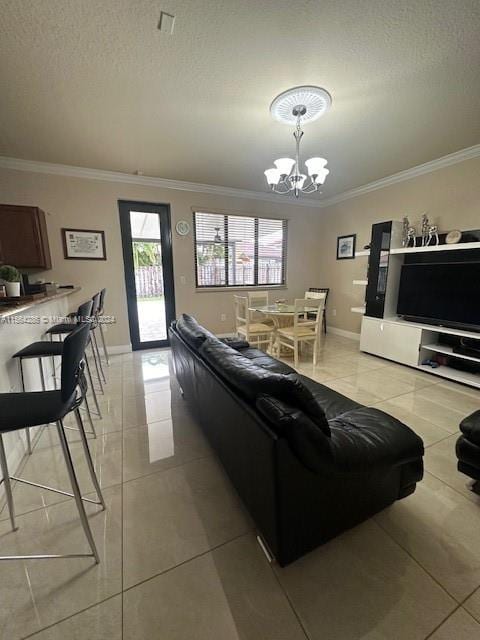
[264,86,331,197]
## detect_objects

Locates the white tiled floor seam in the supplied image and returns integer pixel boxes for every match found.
[19,529,303,640]
[422,603,463,640]
[374,511,462,603]
[21,594,121,640]
[0,428,215,523]
[119,377,124,640]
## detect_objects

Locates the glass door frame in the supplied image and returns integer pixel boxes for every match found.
[118,200,176,350]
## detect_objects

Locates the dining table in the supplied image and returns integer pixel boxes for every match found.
[248,302,296,324]
[248,302,311,356]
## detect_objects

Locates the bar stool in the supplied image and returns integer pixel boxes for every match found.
[12,301,100,454]
[90,291,107,388]
[0,323,105,563]
[97,288,110,366]
[47,292,106,394]
[44,298,103,414]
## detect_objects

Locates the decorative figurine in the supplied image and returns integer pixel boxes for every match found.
[446,229,462,244]
[427,225,439,246]
[406,226,417,247]
[421,213,430,246]
[402,217,410,247]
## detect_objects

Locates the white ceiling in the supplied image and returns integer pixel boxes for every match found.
[0,0,479,198]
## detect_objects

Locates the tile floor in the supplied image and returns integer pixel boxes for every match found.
[1,335,480,639]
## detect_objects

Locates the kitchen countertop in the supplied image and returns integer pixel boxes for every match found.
[0,287,81,319]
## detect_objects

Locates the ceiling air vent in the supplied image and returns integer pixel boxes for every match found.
[158,11,175,34]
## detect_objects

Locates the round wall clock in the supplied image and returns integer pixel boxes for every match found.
[175,220,191,236]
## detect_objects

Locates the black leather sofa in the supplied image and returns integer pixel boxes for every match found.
[170,314,424,566]
[456,410,480,492]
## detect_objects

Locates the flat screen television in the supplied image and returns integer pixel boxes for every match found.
[397,262,480,332]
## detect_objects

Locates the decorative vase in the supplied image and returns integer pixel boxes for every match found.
[5,282,20,297]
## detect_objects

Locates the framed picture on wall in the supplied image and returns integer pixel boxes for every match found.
[62,228,107,260]
[336,234,356,260]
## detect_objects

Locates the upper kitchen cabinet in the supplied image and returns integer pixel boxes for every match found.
[0,204,52,270]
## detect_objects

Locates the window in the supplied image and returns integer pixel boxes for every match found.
[194,212,287,288]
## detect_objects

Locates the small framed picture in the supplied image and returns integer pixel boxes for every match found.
[336,234,356,260]
[62,228,106,260]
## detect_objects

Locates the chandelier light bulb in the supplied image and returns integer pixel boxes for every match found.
[314,168,330,184]
[264,168,281,186]
[274,157,295,175]
[305,157,328,177]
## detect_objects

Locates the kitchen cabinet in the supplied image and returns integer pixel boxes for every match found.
[0,204,52,270]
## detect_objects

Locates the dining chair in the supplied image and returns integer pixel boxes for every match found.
[276,297,325,368]
[307,287,329,333]
[234,295,273,351]
[247,291,274,327]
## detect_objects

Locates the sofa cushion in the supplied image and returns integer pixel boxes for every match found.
[328,406,424,473]
[176,314,214,349]
[256,395,331,472]
[257,397,424,475]
[460,410,480,447]
[239,347,296,375]
[299,374,361,420]
[221,337,250,350]
[456,435,480,471]
[199,337,330,435]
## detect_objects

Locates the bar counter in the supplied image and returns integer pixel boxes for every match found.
[0,286,81,319]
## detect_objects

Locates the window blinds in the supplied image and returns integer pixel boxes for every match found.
[194,212,287,288]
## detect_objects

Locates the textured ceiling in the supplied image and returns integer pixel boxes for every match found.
[0,0,479,198]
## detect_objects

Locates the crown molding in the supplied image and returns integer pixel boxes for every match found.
[0,143,479,210]
[0,156,321,208]
[317,144,480,208]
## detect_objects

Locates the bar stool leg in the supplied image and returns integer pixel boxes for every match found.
[90,339,104,394]
[48,333,58,388]
[0,434,18,532]
[52,355,57,389]
[56,420,100,564]
[85,354,102,418]
[25,429,32,455]
[92,329,107,385]
[38,358,46,390]
[99,322,110,366]
[74,409,105,509]
[17,359,32,455]
[83,396,97,438]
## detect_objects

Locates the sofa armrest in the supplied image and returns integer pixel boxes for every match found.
[460,410,480,447]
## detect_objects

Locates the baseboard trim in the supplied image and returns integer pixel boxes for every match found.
[328,326,361,341]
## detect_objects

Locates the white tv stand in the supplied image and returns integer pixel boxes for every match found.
[360,316,480,389]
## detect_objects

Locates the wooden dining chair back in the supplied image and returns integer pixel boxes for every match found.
[234,295,248,333]
[307,287,329,333]
[247,291,272,325]
[234,294,272,350]
[304,290,327,302]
